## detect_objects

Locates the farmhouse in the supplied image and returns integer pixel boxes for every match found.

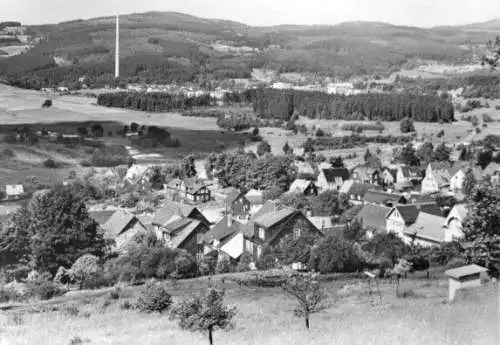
[101,209,149,251]
[159,217,208,257]
[317,168,350,191]
[288,179,319,196]
[166,178,211,203]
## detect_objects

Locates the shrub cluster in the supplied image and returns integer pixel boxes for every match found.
[135,282,173,313]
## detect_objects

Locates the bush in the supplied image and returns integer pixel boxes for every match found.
[41,99,52,108]
[445,257,468,270]
[135,282,172,313]
[28,280,63,300]
[400,117,415,133]
[120,300,133,310]
[1,148,15,157]
[108,285,122,300]
[482,114,494,123]
[43,159,63,168]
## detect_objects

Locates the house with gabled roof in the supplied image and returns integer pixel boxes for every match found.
[317,168,350,191]
[166,178,211,203]
[385,203,447,246]
[353,204,391,238]
[396,166,422,184]
[340,181,380,204]
[443,204,468,242]
[288,179,318,196]
[152,201,210,257]
[5,184,24,200]
[101,209,149,251]
[404,212,446,247]
[386,205,421,237]
[351,166,381,185]
[381,168,398,186]
[224,189,251,219]
[421,162,452,194]
[250,201,323,249]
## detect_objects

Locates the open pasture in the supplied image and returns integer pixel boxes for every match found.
[0,275,497,345]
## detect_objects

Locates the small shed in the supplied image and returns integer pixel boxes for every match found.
[445,264,488,301]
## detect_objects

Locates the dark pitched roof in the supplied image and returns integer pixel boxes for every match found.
[400,166,421,178]
[184,178,207,194]
[418,203,444,217]
[364,190,404,205]
[89,210,117,226]
[354,204,390,233]
[322,168,350,182]
[405,194,436,205]
[430,162,452,172]
[390,205,420,225]
[225,189,246,205]
[169,219,202,249]
[383,168,398,179]
[102,210,140,238]
[152,202,197,226]
[204,216,253,242]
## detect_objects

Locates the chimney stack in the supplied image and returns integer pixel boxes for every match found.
[227,214,233,227]
[115,15,120,79]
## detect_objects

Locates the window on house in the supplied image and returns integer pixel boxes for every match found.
[257,245,263,258]
[246,240,253,252]
[259,228,265,240]
[293,227,301,240]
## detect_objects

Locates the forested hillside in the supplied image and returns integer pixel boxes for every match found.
[0,12,497,88]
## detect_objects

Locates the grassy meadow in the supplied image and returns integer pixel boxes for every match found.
[0,275,497,345]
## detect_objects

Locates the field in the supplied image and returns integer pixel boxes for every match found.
[0,84,247,185]
[0,275,497,345]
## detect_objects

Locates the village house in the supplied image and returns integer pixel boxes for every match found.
[100,209,149,251]
[205,201,323,263]
[316,168,350,191]
[224,189,251,219]
[396,166,422,184]
[203,215,257,262]
[4,184,25,200]
[385,204,446,246]
[483,162,500,185]
[288,179,319,196]
[166,178,211,203]
[381,168,398,186]
[421,162,453,195]
[443,204,468,242]
[152,202,210,257]
[339,181,380,204]
[448,162,481,192]
[351,166,381,185]
[353,204,391,238]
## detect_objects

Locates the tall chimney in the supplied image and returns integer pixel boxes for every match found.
[115,14,120,79]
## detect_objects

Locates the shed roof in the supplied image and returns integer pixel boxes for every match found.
[445,264,488,279]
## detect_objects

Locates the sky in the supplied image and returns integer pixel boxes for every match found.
[0,0,499,27]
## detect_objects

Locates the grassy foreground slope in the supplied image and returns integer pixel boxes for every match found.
[0,275,497,345]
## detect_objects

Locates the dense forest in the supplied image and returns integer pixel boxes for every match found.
[251,88,455,122]
[97,92,213,111]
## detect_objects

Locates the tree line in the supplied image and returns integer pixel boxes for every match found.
[249,88,455,122]
[97,92,214,111]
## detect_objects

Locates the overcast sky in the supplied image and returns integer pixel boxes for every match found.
[1,0,499,27]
